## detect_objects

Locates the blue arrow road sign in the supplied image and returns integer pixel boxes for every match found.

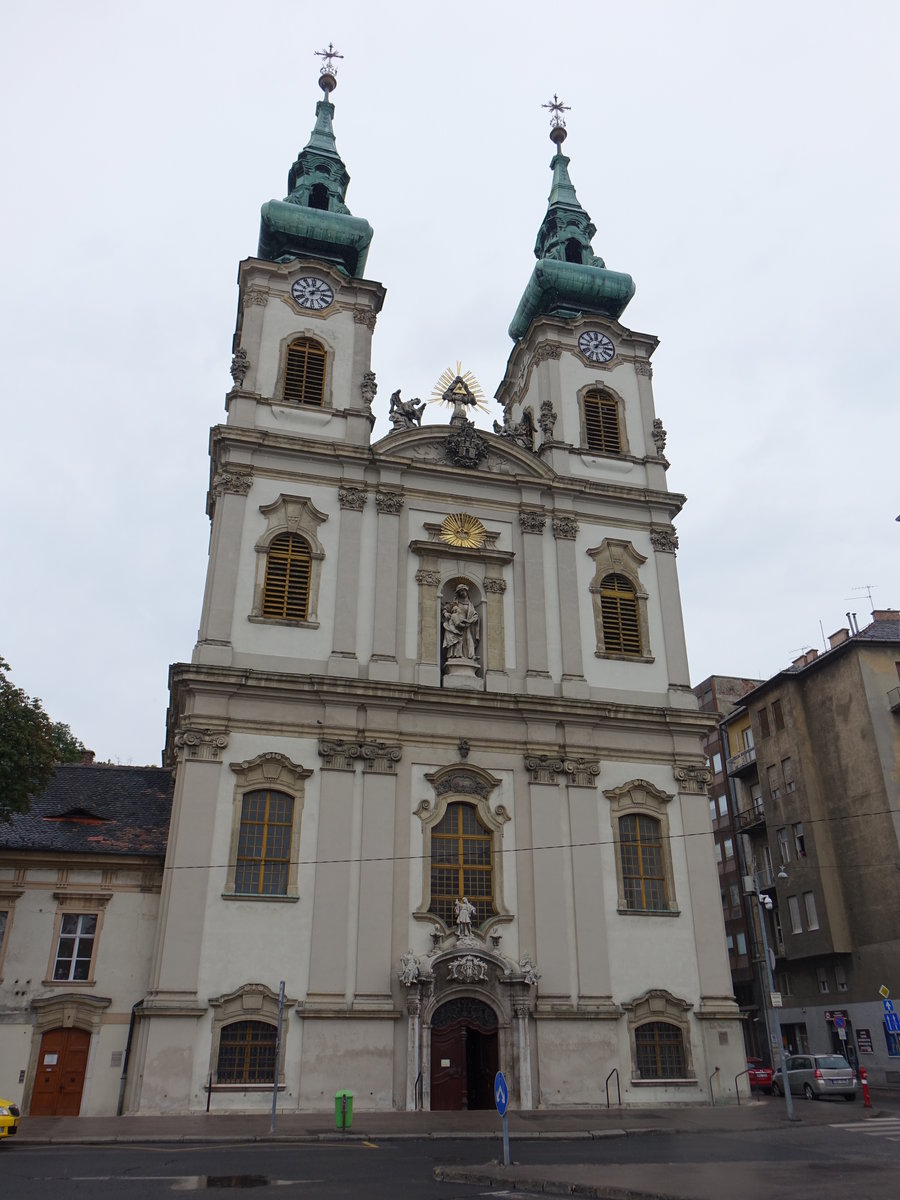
[886,1012,900,1034]
[883,999,895,1013]
[494,1070,509,1116]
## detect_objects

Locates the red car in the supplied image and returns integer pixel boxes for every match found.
[747,1058,774,1092]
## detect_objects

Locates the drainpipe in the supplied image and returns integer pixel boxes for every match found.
[116,1000,142,1116]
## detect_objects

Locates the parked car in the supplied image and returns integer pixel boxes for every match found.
[0,1097,20,1141]
[771,1053,857,1101]
[746,1057,774,1092]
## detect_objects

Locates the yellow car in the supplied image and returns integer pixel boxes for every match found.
[0,1097,20,1140]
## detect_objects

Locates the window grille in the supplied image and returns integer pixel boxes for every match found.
[283,338,326,405]
[262,533,311,620]
[217,1020,277,1084]
[635,1022,685,1079]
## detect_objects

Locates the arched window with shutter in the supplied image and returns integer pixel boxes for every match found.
[283,337,326,406]
[600,573,642,655]
[262,532,311,620]
[582,389,622,454]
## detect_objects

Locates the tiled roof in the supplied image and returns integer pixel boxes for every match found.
[0,764,173,857]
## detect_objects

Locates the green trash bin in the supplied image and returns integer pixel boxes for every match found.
[334,1089,353,1131]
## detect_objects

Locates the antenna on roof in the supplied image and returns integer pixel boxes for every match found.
[851,583,876,612]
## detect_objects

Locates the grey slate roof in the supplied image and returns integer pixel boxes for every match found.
[0,764,173,857]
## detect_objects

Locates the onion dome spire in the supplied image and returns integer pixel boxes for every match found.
[257,45,373,277]
[508,97,635,341]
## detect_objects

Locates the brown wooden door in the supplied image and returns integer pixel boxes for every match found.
[431,1022,466,1111]
[30,1028,90,1116]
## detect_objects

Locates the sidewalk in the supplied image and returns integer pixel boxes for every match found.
[14,1098,894,1200]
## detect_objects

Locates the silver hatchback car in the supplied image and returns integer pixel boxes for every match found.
[771,1053,858,1101]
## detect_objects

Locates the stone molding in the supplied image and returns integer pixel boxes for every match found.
[445,420,489,469]
[525,753,600,786]
[211,467,253,499]
[634,360,653,378]
[229,347,250,388]
[552,515,579,540]
[519,510,546,534]
[650,527,679,554]
[338,486,367,511]
[415,569,442,587]
[242,288,268,307]
[353,307,377,330]
[175,728,230,761]
[532,343,562,363]
[375,489,404,515]
[673,764,712,794]
[318,738,402,773]
[483,577,507,594]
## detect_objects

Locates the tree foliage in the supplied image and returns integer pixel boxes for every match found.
[0,657,86,822]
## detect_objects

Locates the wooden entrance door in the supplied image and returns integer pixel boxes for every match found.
[430,998,499,1111]
[30,1028,90,1116]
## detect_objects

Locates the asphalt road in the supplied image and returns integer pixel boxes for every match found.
[3,1119,899,1199]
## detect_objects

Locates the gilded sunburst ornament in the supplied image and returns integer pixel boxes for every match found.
[440,513,487,549]
[429,362,488,413]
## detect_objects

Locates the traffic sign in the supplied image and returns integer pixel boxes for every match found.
[885,1012,900,1034]
[883,999,895,1013]
[879,985,890,1000]
[834,1015,846,1030]
[494,1071,509,1116]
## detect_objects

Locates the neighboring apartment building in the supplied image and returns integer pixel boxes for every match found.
[0,764,173,1116]
[693,676,765,1058]
[722,610,900,1086]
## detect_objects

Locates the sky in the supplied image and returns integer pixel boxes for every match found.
[2,1,898,764]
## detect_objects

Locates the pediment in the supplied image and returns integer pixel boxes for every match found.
[373,424,554,481]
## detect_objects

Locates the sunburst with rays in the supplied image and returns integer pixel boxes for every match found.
[428,362,489,413]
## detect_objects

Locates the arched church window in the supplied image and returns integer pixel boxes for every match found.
[429,802,494,928]
[583,390,621,454]
[600,573,641,655]
[234,789,294,895]
[634,1021,685,1080]
[618,813,666,910]
[216,1020,277,1083]
[283,337,326,406]
[262,533,311,620]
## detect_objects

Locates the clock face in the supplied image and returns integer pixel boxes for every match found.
[290,276,334,310]
[578,330,615,364]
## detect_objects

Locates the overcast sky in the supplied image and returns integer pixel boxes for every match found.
[2,1,898,764]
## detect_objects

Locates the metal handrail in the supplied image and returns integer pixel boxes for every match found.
[734,1067,750,1105]
[605,1067,621,1108]
[708,1066,720,1105]
[414,1071,423,1111]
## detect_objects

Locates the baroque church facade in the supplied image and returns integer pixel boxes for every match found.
[129,60,745,1112]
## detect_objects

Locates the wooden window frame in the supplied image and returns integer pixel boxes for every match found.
[579,386,627,456]
[599,573,643,656]
[606,780,679,916]
[225,754,312,901]
[234,790,294,896]
[634,1021,687,1080]
[412,765,512,937]
[623,988,694,1083]
[261,532,312,621]
[43,893,111,987]
[216,1019,278,1084]
[587,539,653,663]
[281,337,327,407]
[208,983,294,1089]
[429,802,495,929]
[251,495,327,629]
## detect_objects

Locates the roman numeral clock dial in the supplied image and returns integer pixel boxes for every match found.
[290,276,335,310]
[578,330,615,363]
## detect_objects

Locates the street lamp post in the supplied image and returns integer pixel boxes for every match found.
[753,872,797,1121]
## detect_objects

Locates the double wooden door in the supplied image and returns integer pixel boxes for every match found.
[430,1003,498,1110]
[30,1028,90,1116]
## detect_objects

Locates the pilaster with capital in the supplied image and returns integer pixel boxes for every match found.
[552,515,587,693]
[328,483,367,674]
[368,492,403,682]
[196,463,254,661]
[519,512,551,691]
[415,566,441,676]
[483,576,507,675]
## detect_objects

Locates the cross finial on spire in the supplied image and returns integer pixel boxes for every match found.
[314,42,344,94]
[542,94,571,146]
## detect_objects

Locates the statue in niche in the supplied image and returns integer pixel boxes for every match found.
[455,896,478,939]
[398,950,421,986]
[442,585,480,661]
[389,389,425,430]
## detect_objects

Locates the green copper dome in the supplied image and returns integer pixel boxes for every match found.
[509,139,634,340]
[258,85,373,277]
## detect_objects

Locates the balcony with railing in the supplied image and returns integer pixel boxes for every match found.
[726,745,757,776]
[734,799,766,832]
